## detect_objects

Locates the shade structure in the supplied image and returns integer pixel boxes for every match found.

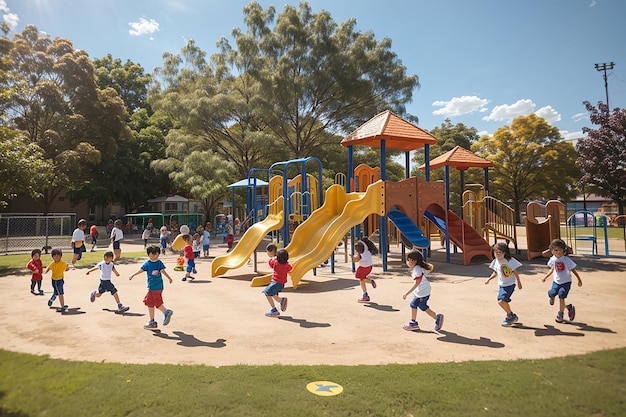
[227,178,269,188]
[341,110,437,151]
[419,145,493,171]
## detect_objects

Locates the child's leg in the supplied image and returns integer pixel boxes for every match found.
[36,280,42,291]
[410,307,418,321]
[558,297,566,314]
[30,280,36,292]
[359,279,367,293]
[266,295,277,308]
[147,306,156,321]
[498,299,512,314]
[58,294,65,307]
[113,292,121,304]
[425,308,437,320]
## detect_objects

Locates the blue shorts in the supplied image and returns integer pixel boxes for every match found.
[186,258,195,273]
[203,244,209,251]
[98,279,117,295]
[51,279,65,296]
[498,284,516,303]
[263,281,284,297]
[409,295,430,311]
[160,237,168,249]
[112,240,121,250]
[548,281,572,299]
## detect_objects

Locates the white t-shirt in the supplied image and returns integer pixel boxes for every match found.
[96,260,115,281]
[72,228,85,242]
[489,257,522,287]
[110,227,123,242]
[411,265,431,298]
[547,255,577,284]
[358,246,372,267]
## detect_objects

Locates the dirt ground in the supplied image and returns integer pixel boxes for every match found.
[1,233,625,366]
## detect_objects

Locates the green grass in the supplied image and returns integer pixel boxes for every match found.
[0,348,624,416]
[0,250,148,276]
[560,226,626,239]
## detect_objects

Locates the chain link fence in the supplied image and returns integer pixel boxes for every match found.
[0,214,76,255]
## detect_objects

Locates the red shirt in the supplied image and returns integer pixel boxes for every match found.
[269,258,293,284]
[27,259,43,281]
[184,244,194,260]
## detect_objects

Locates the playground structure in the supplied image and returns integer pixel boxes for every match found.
[463,189,518,252]
[525,200,566,260]
[566,210,610,256]
[211,110,538,288]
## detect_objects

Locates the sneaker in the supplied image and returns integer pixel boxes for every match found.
[163,309,173,325]
[265,308,280,317]
[280,297,288,312]
[549,296,555,305]
[60,305,68,312]
[143,320,158,330]
[188,276,195,281]
[566,304,576,321]
[90,290,97,303]
[501,316,512,326]
[358,296,371,303]
[38,290,44,295]
[48,295,56,307]
[509,313,519,324]
[192,268,197,274]
[182,277,187,281]
[555,311,564,323]
[435,314,444,331]
[403,321,420,331]
[370,279,377,289]
[117,303,130,313]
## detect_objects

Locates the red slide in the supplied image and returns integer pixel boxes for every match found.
[426,204,493,265]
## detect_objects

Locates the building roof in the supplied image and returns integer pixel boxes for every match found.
[227,179,269,188]
[341,110,437,151]
[147,195,189,203]
[420,145,493,170]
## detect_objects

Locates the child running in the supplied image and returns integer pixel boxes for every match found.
[27,248,44,295]
[45,249,69,312]
[181,234,195,281]
[263,244,292,317]
[542,238,582,323]
[402,250,444,332]
[484,242,523,326]
[86,251,129,313]
[354,240,376,302]
[129,245,174,329]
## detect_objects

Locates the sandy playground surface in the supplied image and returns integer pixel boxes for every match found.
[1,234,625,366]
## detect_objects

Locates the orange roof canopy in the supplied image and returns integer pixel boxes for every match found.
[420,145,493,171]
[341,110,437,151]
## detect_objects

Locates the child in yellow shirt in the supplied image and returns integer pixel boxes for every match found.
[45,249,69,311]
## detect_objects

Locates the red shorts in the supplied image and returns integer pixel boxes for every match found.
[355,265,372,280]
[143,290,164,308]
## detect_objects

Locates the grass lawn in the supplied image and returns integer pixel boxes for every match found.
[0,348,624,416]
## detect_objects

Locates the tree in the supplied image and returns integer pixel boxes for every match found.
[3,25,130,214]
[577,102,626,215]
[93,54,151,115]
[472,114,580,223]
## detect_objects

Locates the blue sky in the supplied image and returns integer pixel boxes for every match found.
[3,0,625,139]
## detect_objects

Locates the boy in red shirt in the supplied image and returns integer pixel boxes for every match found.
[182,234,196,282]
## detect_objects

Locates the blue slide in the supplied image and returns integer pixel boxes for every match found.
[424,209,447,233]
[387,209,431,249]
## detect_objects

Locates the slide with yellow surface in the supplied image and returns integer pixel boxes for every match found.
[261,181,385,289]
[211,203,284,277]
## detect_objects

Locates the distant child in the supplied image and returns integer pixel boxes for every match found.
[225,223,234,252]
[71,218,88,266]
[402,250,444,332]
[129,245,173,329]
[45,249,69,311]
[192,226,203,260]
[263,244,292,317]
[89,224,99,252]
[26,248,44,295]
[159,226,169,251]
[110,219,124,261]
[354,240,376,302]
[484,242,523,326]
[542,238,582,323]
[182,234,195,281]
[86,251,129,313]
[141,227,151,248]
[202,225,211,258]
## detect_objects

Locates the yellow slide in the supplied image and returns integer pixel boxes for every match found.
[283,180,385,289]
[211,210,284,277]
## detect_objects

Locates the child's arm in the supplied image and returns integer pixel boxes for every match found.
[403,278,420,299]
[129,269,143,280]
[484,272,497,285]
[571,269,582,286]
[542,267,554,282]
[112,266,120,277]
[162,269,173,284]
[85,266,99,275]
[513,270,522,290]
[352,253,361,263]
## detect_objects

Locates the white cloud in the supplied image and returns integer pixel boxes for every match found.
[590,0,597,7]
[1,0,19,31]
[128,18,160,36]
[482,99,535,122]
[432,95,489,117]
[561,130,586,141]
[535,105,561,123]
[572,112,588,123]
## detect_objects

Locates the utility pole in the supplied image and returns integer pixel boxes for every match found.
[594,62,615,108]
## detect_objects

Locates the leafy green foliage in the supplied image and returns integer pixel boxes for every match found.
[578,102,626,215]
